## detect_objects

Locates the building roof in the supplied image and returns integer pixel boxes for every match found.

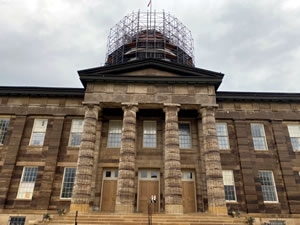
[1,86,300,103]
[0,86,84,97]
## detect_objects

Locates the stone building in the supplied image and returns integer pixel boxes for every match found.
[1,11,300,225]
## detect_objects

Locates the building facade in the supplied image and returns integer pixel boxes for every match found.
[1,11,300,225]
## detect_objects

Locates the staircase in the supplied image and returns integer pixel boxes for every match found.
[35,213,246,225]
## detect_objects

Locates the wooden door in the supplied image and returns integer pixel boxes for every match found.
[182,171,196,213]
[138,170,160,213]
[101,169,118,212]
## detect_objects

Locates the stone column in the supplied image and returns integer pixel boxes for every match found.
[70,103,100,213]
[115,103,138,214]
[200,105,227,215]
[163,103,183,214]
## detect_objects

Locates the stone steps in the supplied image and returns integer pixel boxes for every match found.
[36,213,246,225]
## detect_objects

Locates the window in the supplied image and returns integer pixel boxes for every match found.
[107,120,122,148]
[60,168,76,199]
[251,123,268,150]
[143,121,157,148]
[103,169,118,180]
[287,125,300,151]
[139,170,159,180]
[179,123,191,148]
[17,167,38,199]
[29,119,48,146]
[0,118,9,144]
[269,221,286,225]
[216,123,230,149]
[9,217,26,225]
[69,119,84,147]
[269,221,285,225]
[259,171,278,202]
[222,170,236,201]
[181,171,194,181]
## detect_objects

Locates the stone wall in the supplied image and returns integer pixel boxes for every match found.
[217,101,300,214]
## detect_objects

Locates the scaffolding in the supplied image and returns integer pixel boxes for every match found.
[105,11,194,67]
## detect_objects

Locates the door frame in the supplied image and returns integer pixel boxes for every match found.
[100,168,118,211]
[137,169,160,213]
[181,170,197,213]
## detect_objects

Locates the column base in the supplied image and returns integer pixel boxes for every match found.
[69,203,90,213]
[115,203,134,214]
[208,206,228,215]
[165,204,183,214]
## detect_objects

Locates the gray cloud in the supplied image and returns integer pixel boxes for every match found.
[0,0,299,92]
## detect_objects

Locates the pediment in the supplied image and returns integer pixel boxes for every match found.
[78,59,224,89]
[123,68,180,77]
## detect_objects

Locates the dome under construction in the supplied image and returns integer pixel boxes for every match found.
[105,11,194,67]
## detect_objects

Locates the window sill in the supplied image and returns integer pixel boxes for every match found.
[180,148,194,154]
[220,149,232,152]
[26,146,48,153]
[16,198,32,201]
[66,147,79,155]
[59,198,72,201]
[106,147,121,150]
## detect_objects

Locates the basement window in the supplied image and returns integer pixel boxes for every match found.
[9,216,26,225]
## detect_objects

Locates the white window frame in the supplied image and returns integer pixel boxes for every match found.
[216,123,230,150]
[17,167,38,200]
[139,169,160,180]
[60,167,76,199]
[68,119,84,147]
[0,118,9,145]
[222,170,237,202]
[251,123,268,150]
[259,170,278,203]
[143,121,157,148]
[179,122,192,149]
[29,119,48,146]
[107,120,122,148]
[287,125,300,152]
[103,169,119,180]
[181,171,195,181]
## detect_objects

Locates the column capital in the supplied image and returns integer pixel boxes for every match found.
[163,103,180,112]
[121,102,139,112]
[82,102,102,111]
[199,104,218,115]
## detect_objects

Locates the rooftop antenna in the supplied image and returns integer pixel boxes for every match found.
[147,0,152,29]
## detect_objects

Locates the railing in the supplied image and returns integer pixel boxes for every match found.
[74,210,78,225]
[148,195,157,225]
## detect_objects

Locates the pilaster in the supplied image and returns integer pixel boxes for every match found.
[39,115,65,209]
[200,105,227,215]
[115,103,138,214]
[163,103,183,214]
[0,115,26,209]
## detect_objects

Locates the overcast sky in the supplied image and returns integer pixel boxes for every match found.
[1,0,300,92]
